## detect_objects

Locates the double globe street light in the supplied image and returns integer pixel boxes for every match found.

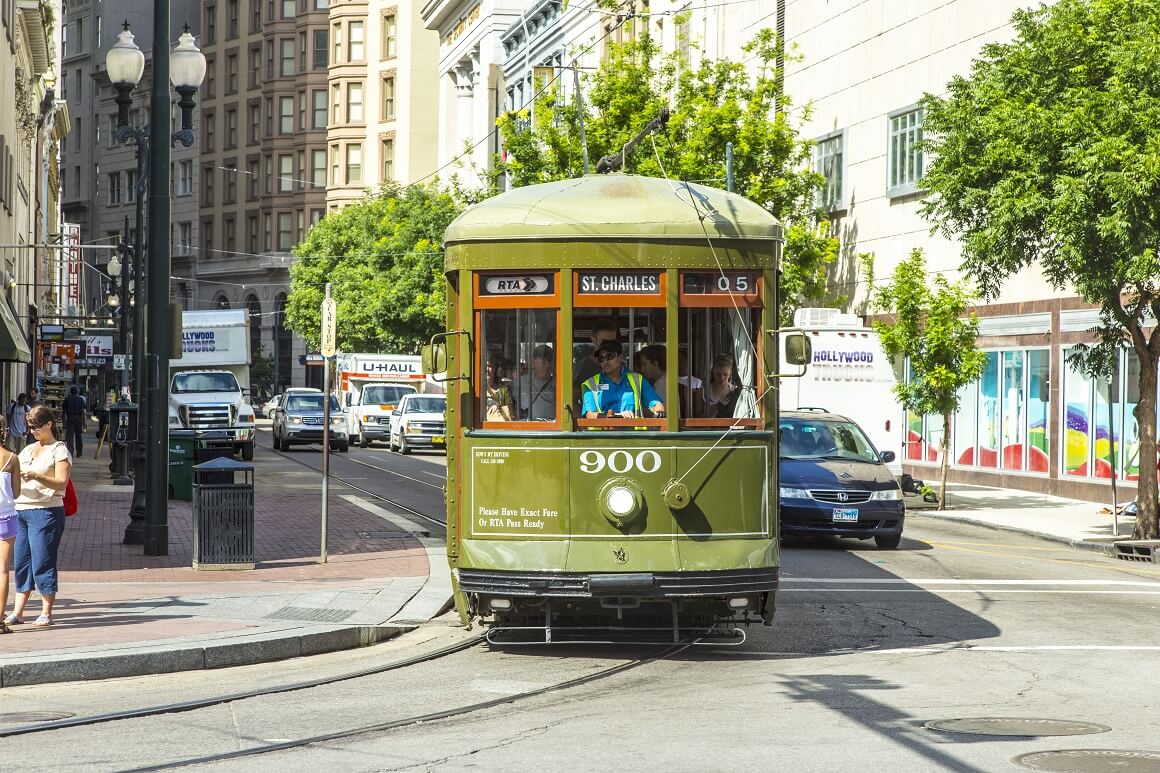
[105,20,206,554]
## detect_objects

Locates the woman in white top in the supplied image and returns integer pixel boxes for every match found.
[5,405,71,628]
[0,440,21,634]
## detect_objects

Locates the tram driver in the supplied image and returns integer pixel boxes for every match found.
[580,341,666,420]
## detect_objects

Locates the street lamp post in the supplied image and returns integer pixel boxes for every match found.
[106,20,206,555]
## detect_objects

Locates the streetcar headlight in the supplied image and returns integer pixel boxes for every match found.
[606,486,637,517]
[728,597,750,609]
[489,598,512,611]
[869,488,902,501]
[779,486,809,499]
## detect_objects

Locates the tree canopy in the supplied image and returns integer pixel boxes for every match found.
[920,0,1160,536]
[496,25,840,319]
[285,183,462,353]
[873,249,985,509]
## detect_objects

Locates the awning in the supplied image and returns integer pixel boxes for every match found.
[0,295,32,363]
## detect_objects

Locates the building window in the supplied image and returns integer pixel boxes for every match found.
[247,214,258,253]
[299,30,307,70]
[313,29,328,69]
[247,159,259,199]
[224,162,237,202]
[95,15,102,47]
[203,111,215,151]
[265,96,273,135]
[330,143,340,185]
[178,160,194,194]
[264,154,272,195]
[311,149,326,188]
[381,76,395,120]
[126,170,136,202]
[226,53,238,93]
[228,0,239,37]
[205,5,216,44]
[264,212,272,251]
[224,217,237,253]
[382,14,396,59]
[278,154,293,192]
[266,40,274,78]
[332,23,341,63]
[279,96,294,134]
[203,219,215,259]
[225,107,238,147]
[202,166,216,205]
[179,222,192,254]
[296,150,305,190]
[381,138,393,181]
[331,83,340,124]
[249,103,261,142]
[108,172,121,204]
[298,91,306,130]
[346,82,363,122]
[277,212,293,251]
[204,57,216,98]
[314,0,328,9]
[310,208,324,226]
[348,20,364,61]
[281,0,295,18]
[888,107,923,197]
[312,89,326,128]
[280,38,295,76]
[250,0,261,31]
[249,46,260,87]
[813,132,843,212]
[345,143,362,185]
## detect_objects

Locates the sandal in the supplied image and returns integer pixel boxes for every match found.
[0,620,10,634]
[32,615,52,627]
[3,614,22,625]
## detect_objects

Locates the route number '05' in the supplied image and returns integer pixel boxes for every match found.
[578,450,662,474]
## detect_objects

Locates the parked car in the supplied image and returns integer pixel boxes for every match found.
[778,409,904,549]
[389,394,447,455]
[271,391,348,452]
[258,393,283,419]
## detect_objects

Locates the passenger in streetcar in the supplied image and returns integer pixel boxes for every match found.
[704,353,742,419]
[580,341,666,420]
[484,356,515,421]
[572,317,619,390]
[676,350,706,417]
[518,344,556,421]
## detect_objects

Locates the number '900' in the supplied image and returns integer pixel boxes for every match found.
[578,450,662,474]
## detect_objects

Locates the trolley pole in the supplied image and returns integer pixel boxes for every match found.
[726,142,734,192]
[320,284,336,563]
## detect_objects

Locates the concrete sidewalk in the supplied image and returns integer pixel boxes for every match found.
[908,481,1141,552]
[0,441,449,688]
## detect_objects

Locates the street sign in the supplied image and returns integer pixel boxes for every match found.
[320,297,337,357]
[114,354,127,371]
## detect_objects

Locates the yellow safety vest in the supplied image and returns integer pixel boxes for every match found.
[582,372,644,418]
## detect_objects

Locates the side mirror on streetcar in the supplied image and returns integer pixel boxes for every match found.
[422,343,447,375]
[784,333,812,366]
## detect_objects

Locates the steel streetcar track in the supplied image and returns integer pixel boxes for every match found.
[345,454,445,490]
[121,642,693,772]
[269,444,448,528]
[0,636,483,739]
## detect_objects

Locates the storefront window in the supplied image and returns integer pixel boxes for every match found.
[1001,351,1025,469]
[1064,351,1093,477]
[1123,350,1141,480]
[1026,350,1050,471]
[953,380,977,465]
[977,352,1000,468]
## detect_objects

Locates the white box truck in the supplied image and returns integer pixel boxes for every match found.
[780,308,903,476]
[168,309,257,460]
[337,353,437,448]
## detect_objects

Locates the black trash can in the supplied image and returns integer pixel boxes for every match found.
[108,400,138,484]
[192,457,255,570]
[194,430,235,485]
[169,430,197,501]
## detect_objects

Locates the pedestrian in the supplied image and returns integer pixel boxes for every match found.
[62,385,86,457]
[5,406,72,628]
[0,439,22,634]
[6,393,28,451]
[27,389,43,408]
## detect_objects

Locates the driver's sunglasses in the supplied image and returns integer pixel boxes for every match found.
[596,353,620,363]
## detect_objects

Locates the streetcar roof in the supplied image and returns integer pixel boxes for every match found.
[444,175,783,245]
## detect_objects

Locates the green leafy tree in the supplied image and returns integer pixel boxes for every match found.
[496,25,840,319]
[874,249,985,510]
[920,0,1160,537]
[285,182,463,353]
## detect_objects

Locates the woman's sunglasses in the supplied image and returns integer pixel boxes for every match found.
[596,353,621,363]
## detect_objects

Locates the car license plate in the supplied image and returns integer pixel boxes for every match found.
[832,508,859,522]
[432,435,445,445]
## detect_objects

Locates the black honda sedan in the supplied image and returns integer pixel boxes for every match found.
[779,410,905,549]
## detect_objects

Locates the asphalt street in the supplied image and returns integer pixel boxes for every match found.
[4,452,1160,773]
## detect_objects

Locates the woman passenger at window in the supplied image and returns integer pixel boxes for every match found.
[704,353,741,419]
[484,356,515,422]
[519,345,556,421]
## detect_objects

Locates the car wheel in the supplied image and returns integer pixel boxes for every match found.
[241,442,254,462]
[359,433,368,449]
[272,430,281,451]
[338,439,350,453]
[875,534,902,550]
[399,436,411,455]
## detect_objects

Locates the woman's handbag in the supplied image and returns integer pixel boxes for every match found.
[63,480,78,517]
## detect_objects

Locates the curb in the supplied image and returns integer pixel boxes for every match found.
[916,511,1116,556]
[0,624,410,689]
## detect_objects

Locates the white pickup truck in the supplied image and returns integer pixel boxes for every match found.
[168,310,257,460]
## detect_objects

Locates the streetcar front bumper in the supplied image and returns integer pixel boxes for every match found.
[458,568,778,599]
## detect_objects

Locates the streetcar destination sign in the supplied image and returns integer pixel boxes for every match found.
[481,275,553,295]
[576,272,661,295]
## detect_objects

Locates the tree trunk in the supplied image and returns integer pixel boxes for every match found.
[1133,348,1159,540]
[939,412,951,511]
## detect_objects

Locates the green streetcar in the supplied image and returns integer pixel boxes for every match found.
[424,174,810,644]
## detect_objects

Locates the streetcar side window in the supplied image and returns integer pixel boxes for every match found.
[681,307,761,421]
[572,309,668,419]
[479,309,558,427]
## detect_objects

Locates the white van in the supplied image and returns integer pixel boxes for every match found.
[780,308,903,477]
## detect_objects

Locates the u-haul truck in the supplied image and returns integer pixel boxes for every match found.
[338,353,441,447]
[780,308,903,476]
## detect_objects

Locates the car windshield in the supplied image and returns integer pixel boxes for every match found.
[285,394,341,412]
[405,397,445,414]
[362,385,415,405]
[779,418,880,463]
[173,372,240,393]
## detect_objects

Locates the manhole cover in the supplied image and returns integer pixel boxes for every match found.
[925,718,1111,737]
[1014,750,1160,772]
[264,606,356,623]
[0,712,76,724]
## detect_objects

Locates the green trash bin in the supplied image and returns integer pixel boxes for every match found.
[169,430,197,501]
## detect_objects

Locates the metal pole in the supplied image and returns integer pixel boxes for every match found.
[143,0,172,557]
[321,283,332,564]
[118,217,130,393]
[126,148,149,542]
[726,141,734,192]
[574,65,589,175]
